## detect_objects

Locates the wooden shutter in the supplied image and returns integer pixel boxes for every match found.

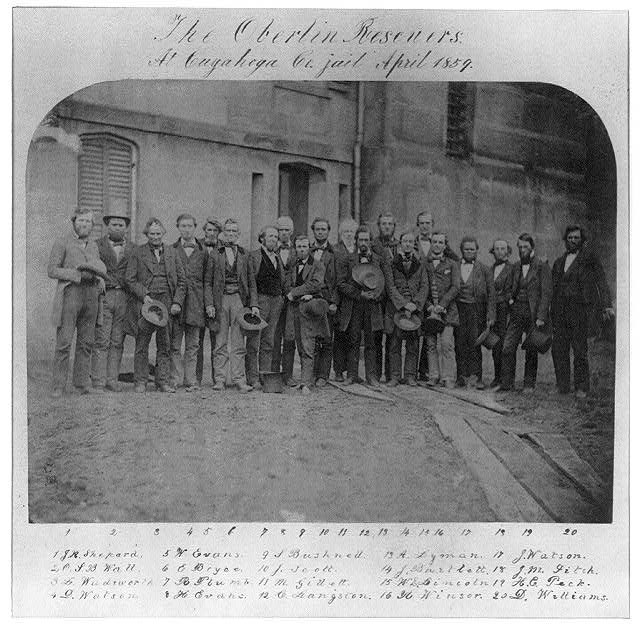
[446,83,475,159]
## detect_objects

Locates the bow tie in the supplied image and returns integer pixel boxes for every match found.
[404,254,413,261]
[182,242,195,249]
[152,245,163,252]
[462,261,474,265]
[110,239,124,246]
[204,242,216,248]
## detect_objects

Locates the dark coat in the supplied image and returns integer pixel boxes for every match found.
[173,239,208,328]
[277,242,297,276]
[248,247,289,296]
[415,238,459,264]
[311,241,338,305]
[493,261,516,304]
[508,256,552,324]
[284,257,328,341]
[457,260,497,322]
[96,235,135,290]
[387,253,430,321]
[336,250,387,333]
[204,245,258,333]
[424,254,460,327]
[372,235,399,263]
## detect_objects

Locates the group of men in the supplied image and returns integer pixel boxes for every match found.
[48,207,613,400]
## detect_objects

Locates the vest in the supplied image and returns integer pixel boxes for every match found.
[149,249,170,294]
[257,249,281,296]
[457,268,475,303]
[516,269,530,304]
[224,250,239,295]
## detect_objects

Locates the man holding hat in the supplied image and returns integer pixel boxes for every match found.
[386,230,430,387]
[126,217,186,393]
[272,215,297,385]
[499,233,552,393]
[196,216,223,387]
[91,201,135,392]
[48,207,107,396]
[336,225,388,389]
[246,225,288,389]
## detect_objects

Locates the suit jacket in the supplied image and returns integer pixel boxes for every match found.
[204,245,258,332]
[424,254,460,327]
[552,246,612,309]
[248,247,288,296]
[277,242,296,276]
[336,250,387,333]
[173,240,208,328]
[493,261,515,304]
[285,257,327,341]
[372,235,399,263]
[387,253,430,314]
[457,260,497,322]
[311,241,338,305]
[415,238,459,264]
[125,242,187,308]
[508,256,552,324]
[96,235,135,290]
[48,232,105,327]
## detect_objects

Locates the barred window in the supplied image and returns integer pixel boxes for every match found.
[446,83,475,159]
[77,134,135,236]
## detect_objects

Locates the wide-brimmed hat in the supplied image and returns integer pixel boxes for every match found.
[300,297,329,319]
[476,327,500,349]
[423,311,446,335]
[394,310,422,332]
[352,263,385,294]
[521,327,552,354]
[141,299,169,327]
[76,260,109,281]
[237,307,268,331]
[260,371,284,394]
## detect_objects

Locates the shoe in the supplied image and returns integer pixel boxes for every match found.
[236,383,253,393]
[489,379,500,389]
[134,383,146,393]
[417,373,428,382]
[575,390,587,400]
[386,378,399,388]
[496,385,512,392]
[316,378,327,388]
[522,386,535,394]
[105,382,122,393]
[212,382,225,391]
[51,388,63,399]
[286,377,299,388]
[455,378,466,388]
[185,385,201,392]
[334,374,345,383]
[252,382,263,391]
[475,381,486,391]
[75,386,94,395]
[467,376,478,389]
[342,377,354,386]
[367,378,382,391]
[443,380,456,389]
[157,384,176,393]
[300,385,311,395]
[405,377,418,387]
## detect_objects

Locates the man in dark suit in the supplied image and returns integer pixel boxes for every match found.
[91,209,135,392]
[310,217,338,387]
[125,217,186,393]
[454,236,496,389]
[551,225,614,398]
[499,233,552,393]
[204,218,259,393]
[337,225,388,389]
[489,238,515,388]
[386,230,430,387]
[170,213,208,392]
[272,215,297,385]
[284,234,326,394]
[246,225,288,389]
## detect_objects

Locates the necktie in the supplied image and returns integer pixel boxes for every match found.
[226,247,236,267]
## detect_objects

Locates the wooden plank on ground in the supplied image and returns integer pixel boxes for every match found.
[525,432,609,509]
[418,384,511,415]
[433,413,552,522]
[327,380,395,402]
[465,417,602,522]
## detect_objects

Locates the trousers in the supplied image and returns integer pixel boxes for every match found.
[245,293,283,385]
[92,288,127,387]
[214,292,247,385]
[501,301,538,388]
[347,302,378,381]
[425,325,456,384]
[134,292,171,387]
[170,320,200,387]
[455,301,486,380]
[389,328,419,380]
[552,298,590,392]
[196,326,217,385]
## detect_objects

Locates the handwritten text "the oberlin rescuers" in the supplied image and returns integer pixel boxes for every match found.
[148,14,473,79]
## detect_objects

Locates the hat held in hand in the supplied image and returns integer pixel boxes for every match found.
[76,260,109,281]
[521,326,552,354]
[394,310,422,332]
[237,307,268,331]
[141,299,169,327]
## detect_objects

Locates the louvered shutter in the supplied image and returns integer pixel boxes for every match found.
[78,135,133,238]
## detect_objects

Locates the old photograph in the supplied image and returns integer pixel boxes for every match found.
[25,79,616,525]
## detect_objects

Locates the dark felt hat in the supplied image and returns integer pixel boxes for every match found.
[394,310,422,332]
[141,299,169,327]
[476,327,500,350]
[423,311,446,335]
[352,263,385,296]
[521,327,552,354]
[300,297,329,319]
[260,371,284,394]
[76,260,109,281]
[237,307,268,331]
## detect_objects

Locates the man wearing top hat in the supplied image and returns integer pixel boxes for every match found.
[126,217,186,393]
[246,225,288,389]
[551,225,614,399]
[170,213,208,392]
[386,230,430,387]
[205,218,259,393]
[499,233,552,393]
[421,231,460,389]
[284,233,326,395]
[454,236,496,390]
[196,216,223,387]
[336,225,388,389]
[489,238,515,389]
[272,215,297,385]
[48,207,107,397]
[310,217,338,388]
[91,201,135,392]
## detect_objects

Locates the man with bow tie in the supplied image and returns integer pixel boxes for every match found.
[499,233,552,393]
[551,225,614,399]
[386,230,430,387]
[489,239,515,388]
[246,225,289,389]
[91,207,135,392]
[310,217,338,387]
[170,213,208,392]
[205,218,258,393]
[125,217,186,393]
[48,207,107,397]
[272,215,297,385]
[196,216,223,387]
[284,234,326,394]
[455,236,496,389]
[336,225,389,389]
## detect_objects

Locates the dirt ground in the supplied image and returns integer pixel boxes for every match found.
[26,336,616,523]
